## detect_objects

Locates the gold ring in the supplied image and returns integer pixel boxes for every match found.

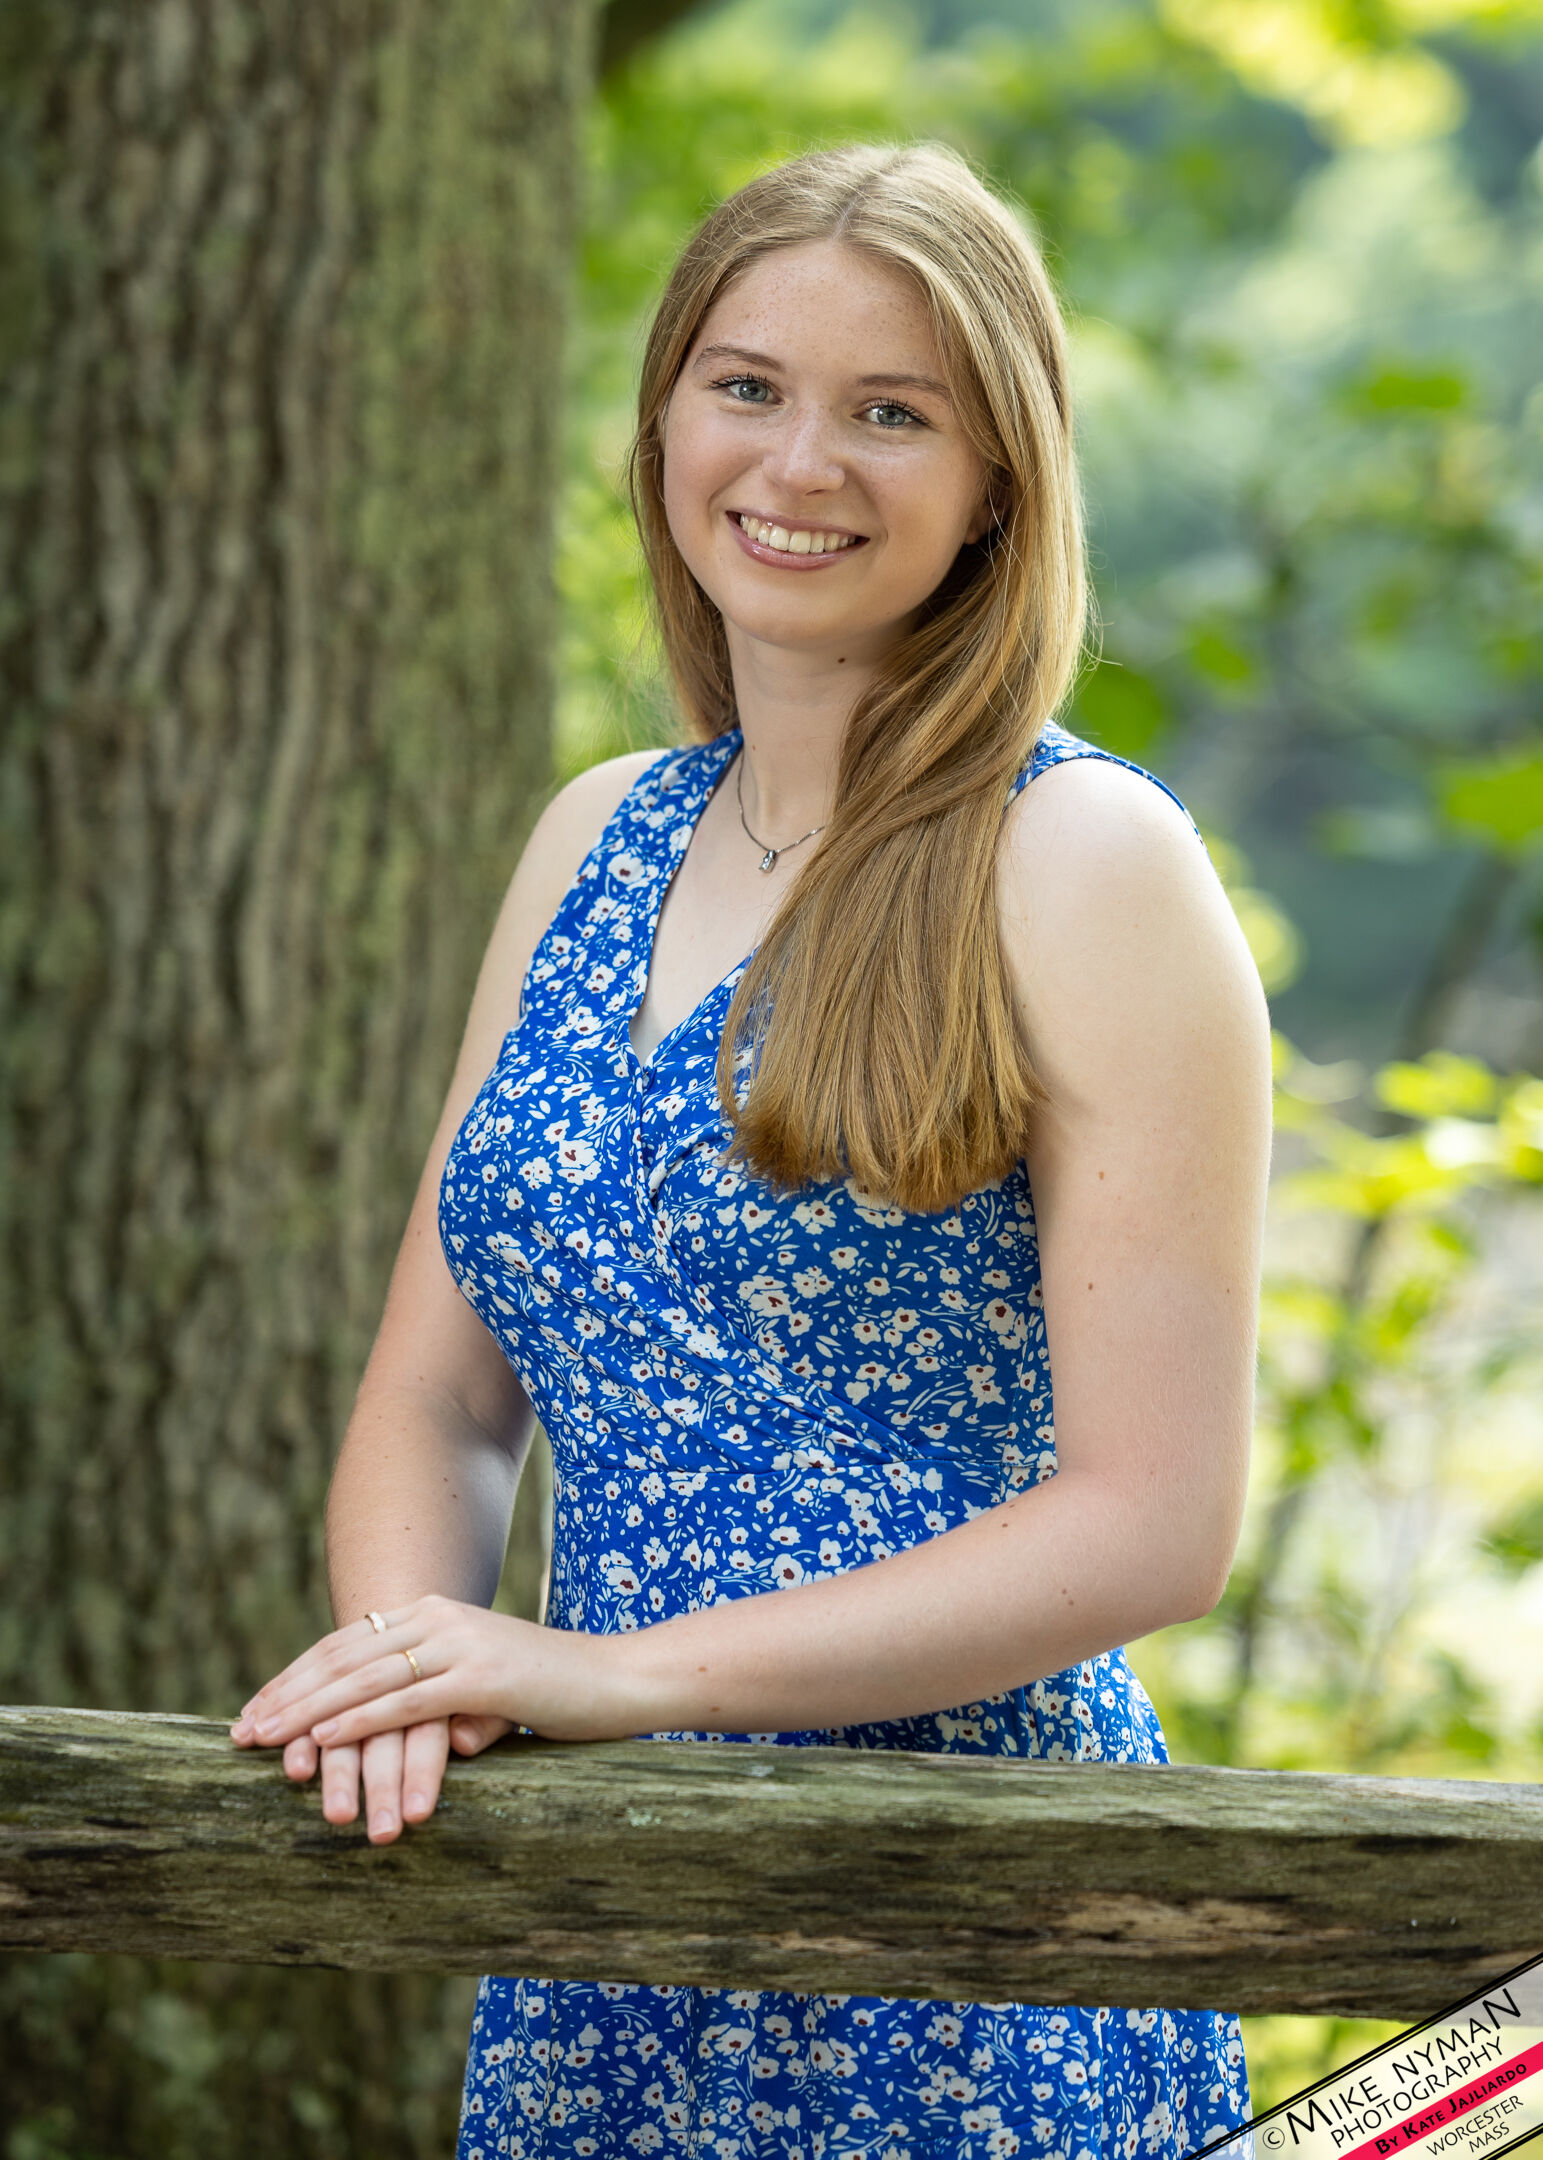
[364,1610,387,1634]
[401,1647,423,1684]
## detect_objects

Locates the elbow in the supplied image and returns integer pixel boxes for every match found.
[1174,1575,1227,1626]
[1109,1552,1231,1641]
[1170,1546,1237,1625]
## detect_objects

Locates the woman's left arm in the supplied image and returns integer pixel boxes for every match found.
[237,758,1272,1755]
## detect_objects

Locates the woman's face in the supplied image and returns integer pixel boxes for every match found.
[661,239,993,668]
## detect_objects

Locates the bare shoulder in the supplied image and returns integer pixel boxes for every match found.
[1001,751,1215,920]
[997,751,1270,1110]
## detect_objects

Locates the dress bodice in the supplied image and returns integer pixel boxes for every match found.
[438,721,1185,1759]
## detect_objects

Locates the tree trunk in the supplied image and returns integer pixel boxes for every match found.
[0,1,590,2151]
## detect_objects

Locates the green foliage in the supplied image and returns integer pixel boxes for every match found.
[1070,660,1171,759]
[1139,1032,1543,1780]
[1142,1034,1543,2103]
[1438,749,1543,855]
[1485,1490,1543,1570]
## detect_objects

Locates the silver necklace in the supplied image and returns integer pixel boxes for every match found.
[735,753,827,874]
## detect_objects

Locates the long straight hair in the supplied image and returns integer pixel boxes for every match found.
[627,143,1088,1213]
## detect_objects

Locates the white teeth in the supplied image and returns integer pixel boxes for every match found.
[736,514,855,554]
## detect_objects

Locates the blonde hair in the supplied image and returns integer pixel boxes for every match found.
[626,142,1087,1212]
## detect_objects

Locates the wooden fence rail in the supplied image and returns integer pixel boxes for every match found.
[2,1706,1537,2021]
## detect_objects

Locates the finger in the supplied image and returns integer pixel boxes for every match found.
[308,1674,459,1750]
[401,1719,451,1823]
[361,1727,406,1845]
[283,1733,320,1782]
[252,1646,441,1748]
[236,1611,410,1736]
[450,1714,514,1757]
[320,1740,363,1825]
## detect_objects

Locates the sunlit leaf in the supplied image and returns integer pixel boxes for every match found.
[1376,1051,1498,1119]
[1346,364,1467,413]
[1161,0,1466,144]
[1437,749,1543,853]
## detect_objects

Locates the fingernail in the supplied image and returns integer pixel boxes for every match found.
[254,1718,280,1739]
[404,1789,427,1816]
[229,1719,250,1740]
[371,1811,395,1837]
[314,1719,338,1741]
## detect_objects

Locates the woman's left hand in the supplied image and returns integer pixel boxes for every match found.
[228,1596,636,1755]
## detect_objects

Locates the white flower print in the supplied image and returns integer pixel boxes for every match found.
[741,1276,792,1318]
[967,1366,1005,1405]
[556,1138,600,1184]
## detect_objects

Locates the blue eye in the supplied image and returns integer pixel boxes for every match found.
[713,375,774,403]
[707,376,927,428]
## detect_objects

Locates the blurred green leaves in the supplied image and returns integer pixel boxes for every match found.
[1344,363,1468,415]
[1070,659,1171,758]
[1438,748,1543,854]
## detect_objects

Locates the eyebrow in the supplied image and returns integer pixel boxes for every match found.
[690,343,953,400]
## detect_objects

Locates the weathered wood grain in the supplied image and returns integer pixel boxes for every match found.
[2,1707,1536,2019]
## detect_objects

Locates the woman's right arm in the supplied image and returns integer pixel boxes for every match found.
[240,748,666,1843]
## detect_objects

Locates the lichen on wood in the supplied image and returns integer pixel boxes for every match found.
[3,1707,1540,2021]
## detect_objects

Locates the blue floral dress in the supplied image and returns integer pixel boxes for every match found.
[440,720,1250,2160]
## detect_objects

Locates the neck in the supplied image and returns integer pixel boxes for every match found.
[726,622,890,835]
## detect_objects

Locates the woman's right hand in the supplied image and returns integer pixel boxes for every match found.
[278,1714,514,1843]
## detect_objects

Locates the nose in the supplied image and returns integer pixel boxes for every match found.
[758,402,846,497]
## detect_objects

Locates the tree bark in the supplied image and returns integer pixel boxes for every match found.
[0,2,590,2151]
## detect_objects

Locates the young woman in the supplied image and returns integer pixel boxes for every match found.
[232,143,1270,2159]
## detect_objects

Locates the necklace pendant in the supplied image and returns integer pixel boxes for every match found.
[759,847,778,873]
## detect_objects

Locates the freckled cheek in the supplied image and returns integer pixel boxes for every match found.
[661,432,746,558]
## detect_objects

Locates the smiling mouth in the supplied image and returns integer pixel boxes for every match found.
[729,512,869,564]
